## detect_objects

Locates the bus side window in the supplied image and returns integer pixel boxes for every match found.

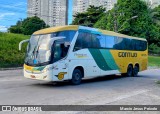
[135,40,140,50]
[124,38,131,50]
[74,32,83,51]
[105,35,115,49]
[98,35,106,48]
[143,41,147,51]
[91,34,101,48]
[82,33,92,48]
[113,37,119,49]
[74,32,92,51]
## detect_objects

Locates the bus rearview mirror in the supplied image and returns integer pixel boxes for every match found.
[19,39,29,51]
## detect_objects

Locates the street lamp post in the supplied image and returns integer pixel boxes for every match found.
[118,15,138,32]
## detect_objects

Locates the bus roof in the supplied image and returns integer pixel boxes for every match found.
[33,25,147,41]
[33,25,79,35]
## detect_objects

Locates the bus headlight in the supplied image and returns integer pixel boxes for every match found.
[43,67,50,73]
[43,69,48,73]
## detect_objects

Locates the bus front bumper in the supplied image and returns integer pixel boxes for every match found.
[24,70,67,82]
[24,69,53,81]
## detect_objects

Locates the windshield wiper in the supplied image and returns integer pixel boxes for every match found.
[35,45,40,58]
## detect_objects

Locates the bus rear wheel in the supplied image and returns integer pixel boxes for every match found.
[122,65,133,77]
[71,69,82,85]
[127,65,133,77]
[133,66,139,77]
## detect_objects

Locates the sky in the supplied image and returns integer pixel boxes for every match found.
[0,0,73,32]
[0,0,27,32]
[68,0,73,24]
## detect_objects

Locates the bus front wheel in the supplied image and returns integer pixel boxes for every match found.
[71,69,82,85]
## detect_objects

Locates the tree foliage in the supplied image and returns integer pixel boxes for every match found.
[94,0,160,49]
[94,13,108,29]
[9,16,49,35]
[150,4,160,25]
[72,5,105,27]
[8,21,22,34]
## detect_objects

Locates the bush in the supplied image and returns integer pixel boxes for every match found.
[0,32,29,68]
[149,43,160,55]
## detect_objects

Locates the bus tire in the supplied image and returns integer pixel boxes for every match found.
[71,69,82,85]
[133,66,139,77]
[127,65,133,77]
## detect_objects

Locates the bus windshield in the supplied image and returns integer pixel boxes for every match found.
[25,30,76,66]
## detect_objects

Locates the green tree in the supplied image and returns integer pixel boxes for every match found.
[9,21,23,34]
[72,5,105,27]
[94,0,160,47]
[146,5,160,47]
[148,5,160,25]
[9,16,49,35]
[110,0,151,37]
[94,13,108,29]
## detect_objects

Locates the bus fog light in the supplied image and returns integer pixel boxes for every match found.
[58,72,67,80]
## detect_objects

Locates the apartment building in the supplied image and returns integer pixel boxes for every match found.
[27,0,68,27]
[73,0,116,16]
[27,0,159,27]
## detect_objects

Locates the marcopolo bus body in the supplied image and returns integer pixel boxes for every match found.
[19,25,148,85]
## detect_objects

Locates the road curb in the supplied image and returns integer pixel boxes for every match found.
[0,67,23,71]
[148,66,160,70]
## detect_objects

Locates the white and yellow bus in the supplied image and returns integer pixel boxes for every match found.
[19,25,148,85]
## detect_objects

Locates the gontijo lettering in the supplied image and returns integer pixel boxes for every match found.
[118,52,137,57]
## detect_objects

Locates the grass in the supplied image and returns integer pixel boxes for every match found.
[0,32,29,68]
[148,56,160,67]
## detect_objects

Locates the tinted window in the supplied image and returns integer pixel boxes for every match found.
[74,32,102,50]
[130,39,136,50]
[74,32,83,50]
[74,32,147,51]
[114,37,123,50]
[105,35,115,48]
[74,32,92,50]
[98,35,106,48]
[91,34,101,48]
[134,40,147,51]
[55,30,76,42]
[114,37,147,51]
[82,32,92,48]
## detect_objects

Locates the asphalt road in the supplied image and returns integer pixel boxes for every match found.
[0,69,160,113]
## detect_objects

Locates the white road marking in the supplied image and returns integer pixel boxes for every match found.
[147,93,160,100]
[54,90,150,114]
[70,89,150,105]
